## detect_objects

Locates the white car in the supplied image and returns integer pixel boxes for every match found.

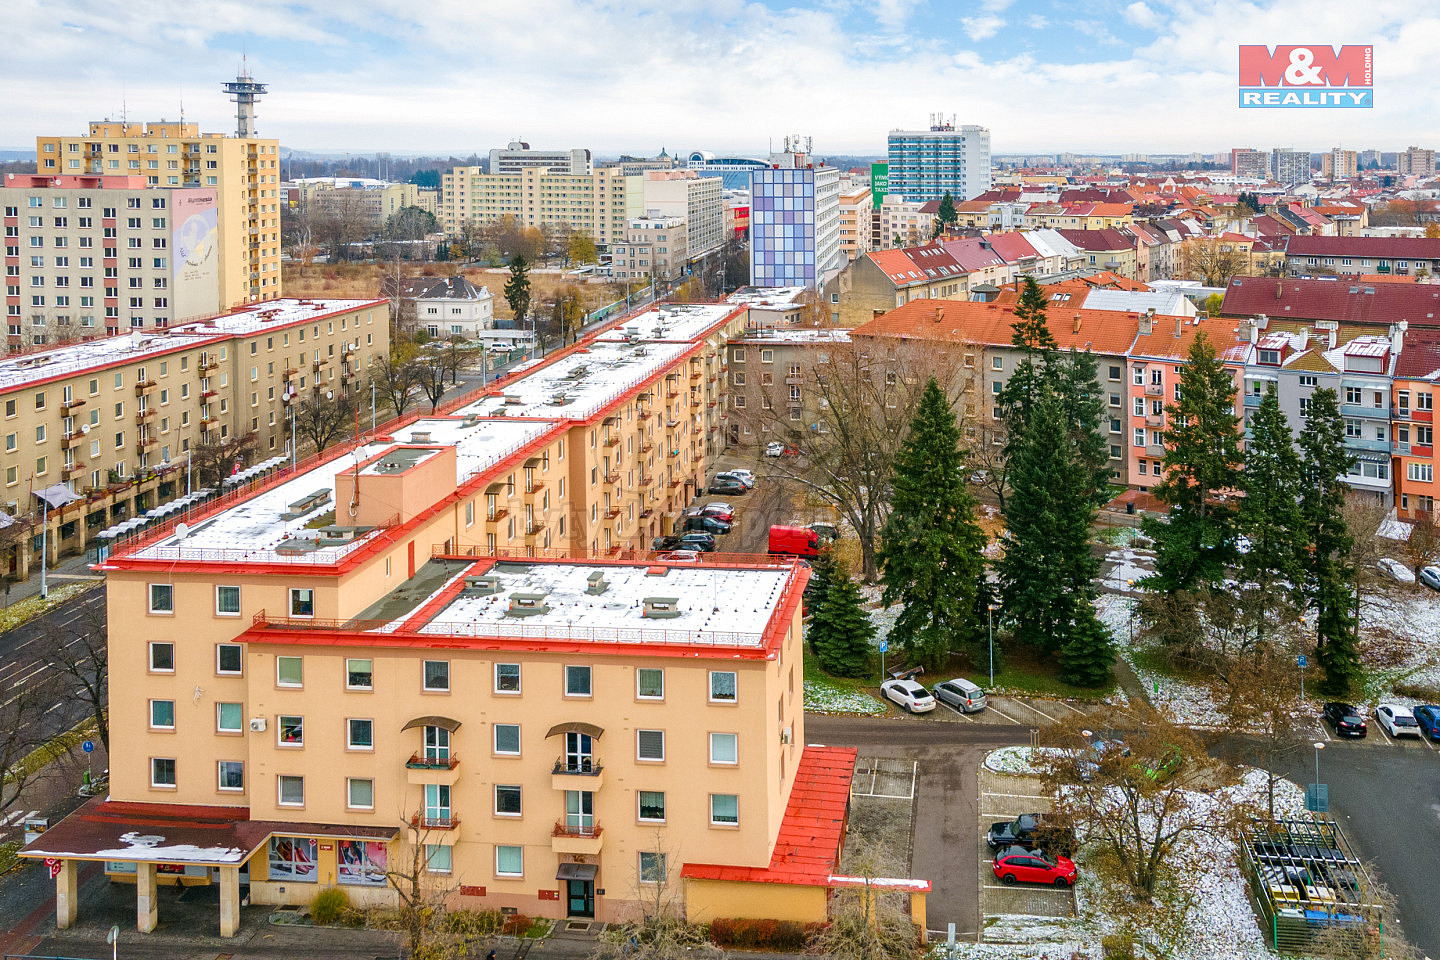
[723,469,756,486]
[880,679,936,714]
[1375,703,1421,738]
[655,550,703,563]
[1375,558,1415,584]
[764,442,786,457]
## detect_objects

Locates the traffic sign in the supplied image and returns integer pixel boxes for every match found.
[82,740,94,754]
[878,640,888,654]
[1298,654,1307,668]
[46,858,61,879]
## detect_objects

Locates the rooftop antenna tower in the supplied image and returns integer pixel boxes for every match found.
[222,57,268,138]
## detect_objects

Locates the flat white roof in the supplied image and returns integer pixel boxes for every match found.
[420,561,792,647]
[726,286,808,308]
[594,302,737,345]
[454,340,690,420]
[126,417,553,564]
[736,329,851,344]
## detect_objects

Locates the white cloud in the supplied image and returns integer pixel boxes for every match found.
[1124,1,1163,30]
[961,14,1006,40]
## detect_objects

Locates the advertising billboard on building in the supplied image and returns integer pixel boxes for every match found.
[870,163,888,204]
[172,189,221,319]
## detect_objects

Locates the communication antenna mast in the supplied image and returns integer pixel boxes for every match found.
[222,57,268,138]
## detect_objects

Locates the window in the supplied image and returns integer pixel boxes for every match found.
[991,356,1003,371]
[1408,463,1433,483]
[151,758,176,788]
[423,660,450,691]
[1421,392,1434,411]
[215,585,240,616]
[637,668,664,699]
[218,761,244,791]
[348,718,374,750]
[495,845,523,877]
[638,790,666,822]
[217,702,242,733]
[277,775,305,806]
[425,844,452,874]
[495,662,521,693]
[149,699,175,729]
[495,785,522,816]
[711,794,739,825]
[639,852,666,884]
[346,658,373,690]
[268,837,316,881]
[277,655,303,687]
[1134,428,1145,447]
[347,778,374,810]
[709,671,737,703]
[637,729,665,761]
[710,732,739,764]
[1345,386,1362,405]
[494,723,521,755]
[148,583,173,613]
[565,665,592,697]
[149,642,174,672]
[278,715,304,746]
[1108,365,1121,381]
[217,644,242,674]
[285,587,316,618]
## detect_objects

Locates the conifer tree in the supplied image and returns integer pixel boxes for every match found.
[936,191,959,234]
[1142,331,1243,592]
[878,378,987,671]
[1237,384,1304,641]
[503,254,531,326]
[1297,388,1360,697]
[1058,600,1116,688]
[996,276,1060,442]
[811,566,876,678]
[804,545,840,655]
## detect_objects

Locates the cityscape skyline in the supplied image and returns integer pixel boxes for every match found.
[2,0,1434,156]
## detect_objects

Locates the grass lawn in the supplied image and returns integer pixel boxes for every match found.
[950,644,1118,701]
[802,647,888,715]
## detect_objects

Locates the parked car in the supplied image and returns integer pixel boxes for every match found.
[720,469,756,486]
[1375,703,1421,738]
[932,677,987,713]
[992,846,1077,888]
[676,532,717,552]
[986,814,1076,856]
[1321,702,1367,738]
[655,550,703,563]
[1412,704,1440,741]
[680,514,732,535]
[699,503,735,522]
[708,477,748,495]
[1420,566,1440,591]
[764,441,796,457]
[969,470,989,485]
[1374,558,1416,584]
[1077,739,1130,782]
[768,524,820,558]
[880,678,936,714]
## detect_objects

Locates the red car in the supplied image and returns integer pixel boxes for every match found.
[700,503,735,522]
[992,846,1077,888]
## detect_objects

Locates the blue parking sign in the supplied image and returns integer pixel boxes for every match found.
[879,641,888,654]
[1298,655,1307,668]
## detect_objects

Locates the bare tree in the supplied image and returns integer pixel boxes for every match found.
[1399,510,1440,581]
[596,832,719,960]
[369,345,421,419]
[968,420,1011,510]
[1222,644,1303,820]
[806,844,919,960]
[0,668,66,815]
[385,819,463,960]
[43,589,109,751]
[294,388,357,454]
[413,352,449,411]
[187,431,258,488]
[1181,237,1249,286]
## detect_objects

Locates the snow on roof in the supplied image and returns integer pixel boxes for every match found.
[128,417,553,563]
[1082,289,1193,317]
[726,286,809,308]
[735,329,851,344]
[594,301,738,344]
[420,560,792,646]
[455,340,691,421]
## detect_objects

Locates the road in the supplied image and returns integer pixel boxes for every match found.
[806,715,1030,938]
[0,585,106,756]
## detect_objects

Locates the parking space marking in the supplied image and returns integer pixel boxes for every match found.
[1015,699,1063,724]
[939,701,977,722]
[1052,700,1089,716]
[981,884,1074,893]
[1317,722,1333,742]
[1375,723,1394,745]
[984,703,1026,725]
[981,792,1051,801]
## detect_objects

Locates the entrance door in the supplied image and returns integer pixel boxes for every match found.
[566,878,595,917]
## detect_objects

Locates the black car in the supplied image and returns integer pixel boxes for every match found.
[708,477,748,495]
[985,813,1076,856]
[680,515,732,535]
[676,532,717,552]
[1322,702,1367,737]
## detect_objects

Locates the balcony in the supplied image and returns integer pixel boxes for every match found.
[486,508,510,523]
[134,380,156,394]
[603,471,620,485]
[62,461,86,477]
[1341,403,1390,420]
[61,431,84,449]
[1243,393,1262,408]
[785,375,803,385]
[551,820,604,856]
[406,753,460,786]
[1144,383,1164,396]
[1144,415,1164,428]
[1146,444,1166,457]
[135,408,156,422]
[199,416,218,429]
[1344,436,1392,454]
[409,813,462,838]
[602,433,620,447]
[638,475,654,487]
[60,399,86,415]
[552,758,604,790]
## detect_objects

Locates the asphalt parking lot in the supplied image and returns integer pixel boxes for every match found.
[977,767,1076,920]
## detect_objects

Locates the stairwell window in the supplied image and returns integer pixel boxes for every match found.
[148,583,173,614]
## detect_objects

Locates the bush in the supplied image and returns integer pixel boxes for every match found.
[1102,931,1136,959]
[706,917,810,951]
[309,887,350,925]
[502,912,532,936]
[445,908,505,938]
[1393,681,1440,702]
[0,840,20,875]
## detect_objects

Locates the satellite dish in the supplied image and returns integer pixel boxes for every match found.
[174,521,189,540]
[81,424,90,434]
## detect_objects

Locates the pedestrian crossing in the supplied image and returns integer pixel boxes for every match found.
[0,809,38,828]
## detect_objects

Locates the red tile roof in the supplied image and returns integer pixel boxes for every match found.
[1056,228,1134,251]
[982,231,1041,264]
[1287,235,1440,260]
[942,237,1007,272]
[866,244,967,287]
[681,746,858,886]
[1132,315,1248,363]
[1394,329,1440,380]
[1220,276,1440,328]
[850,298,1144,356]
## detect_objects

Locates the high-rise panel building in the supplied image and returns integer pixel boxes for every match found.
[1270,149,1311,186]
[486,140,592,176]
[439,167,640,248]
[886,118,991,202]
[641,171,724,260]
[1321,148,1359,180]
[748,138,841,288]
[1230,147,1268,179]
[1399,146,1436,177]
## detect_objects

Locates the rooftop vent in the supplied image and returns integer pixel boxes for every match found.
[642,596,682,619]
[506,592,552,617]
[462,575,501,597]
[586,571,609,595]
[282,488,333,520]
[548,393,573,406]
[503,394,523,405]
[410,430,432,443]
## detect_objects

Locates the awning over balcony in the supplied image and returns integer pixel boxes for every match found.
[557,862,598,881]
[402,715,462,733]
[545,721,605,740]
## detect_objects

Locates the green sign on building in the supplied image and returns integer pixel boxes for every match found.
[870,162,888,204]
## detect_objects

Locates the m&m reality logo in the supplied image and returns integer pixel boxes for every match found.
[1238,45,1373,108]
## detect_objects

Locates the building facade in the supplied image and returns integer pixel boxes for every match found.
[1230,148,1268,180]
[886,122,992,202]
[1398,146,1436,177]
[488,141,593,176]
[837,186,874,261]
[36,121,282,310]
[748,149,841,289]
[641,172,723,261]
[1320,149,1358,180]
[1271,149,1312,185]
[287,178,429,226]
[439,168,641,248]
[610,216,688,282]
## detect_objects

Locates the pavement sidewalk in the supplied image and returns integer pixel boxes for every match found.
[2,551,103,609]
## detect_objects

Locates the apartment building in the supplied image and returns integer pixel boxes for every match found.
[1271,148,1312,185]
[1056,229,1139,280]
[1285,236,1440,278]
[3,175,222,348]
[0,299,388,581]
[748,142,842,288]
[287,178,430,225]
[488,141,593,176]
[388,276,495,339]
[1320,149,1359,180]
[724,328,854,445]
[22,297,923,937]
[36,121,282,309]
[1231,148,1269,180]
[821,244,969,327]
[886,121,992,202]
[876,196,936,249]
[837,186,874,261]
[439,167,641,248]
[1398,146,1437,178]
[610,217,688,282]
[641,172,724,261]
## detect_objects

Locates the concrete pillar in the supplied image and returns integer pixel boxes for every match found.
[909,891,927,942]
[136,861,158,933]
[218,865,240,938]
[55,859,78,929]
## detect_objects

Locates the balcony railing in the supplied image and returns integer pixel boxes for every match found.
[553,757,603,776]
[1144,383,1164,396]
[552,820,602,839]
[406,753,459,770]
[411,813,460,830]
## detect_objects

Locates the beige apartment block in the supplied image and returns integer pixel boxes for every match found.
[0,298,387,582]
[837,186,874,260]
[641,171,724,261]
[288,178,429,226]
[440,167,641,248]
[611,217,688,282]
[37,122,283,309]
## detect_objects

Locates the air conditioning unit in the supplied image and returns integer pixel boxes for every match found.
[249,717,267,733]
[780,726,793,745]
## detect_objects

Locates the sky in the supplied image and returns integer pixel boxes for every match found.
[2,0,1435,159]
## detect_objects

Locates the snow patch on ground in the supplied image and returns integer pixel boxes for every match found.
[983,746,1069,776]
[802,680,887,716]
[1096,593,1224,726]
[1102,547,1156,589]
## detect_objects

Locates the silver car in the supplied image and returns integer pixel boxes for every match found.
[932,678,987,713]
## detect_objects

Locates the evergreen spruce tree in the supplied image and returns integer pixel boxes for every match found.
[804,546,840,654]
[936,191,959,234]
[1058,600,1116,688]
[811,567,876,678]
[1237,384,1305,641]
[503,255,531,326]
[1298,388,1361,697]
[878,378,987,671]
[995,276,1060,443]
[1142,331,1243,593]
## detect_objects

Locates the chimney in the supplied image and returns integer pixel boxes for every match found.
[1139,315,1154,336]
[1316,319,1338,350]
[1392,319,1408,355]
[1174,316,1184,338]
[1073,313,1082,333]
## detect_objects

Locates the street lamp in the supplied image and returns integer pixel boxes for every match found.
[987,603,997,688]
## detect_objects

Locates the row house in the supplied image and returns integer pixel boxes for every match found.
[1022,202,1134,231]
[821,244,968,327]
[1286,236,1440,278]
[1056,229,1140,280]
